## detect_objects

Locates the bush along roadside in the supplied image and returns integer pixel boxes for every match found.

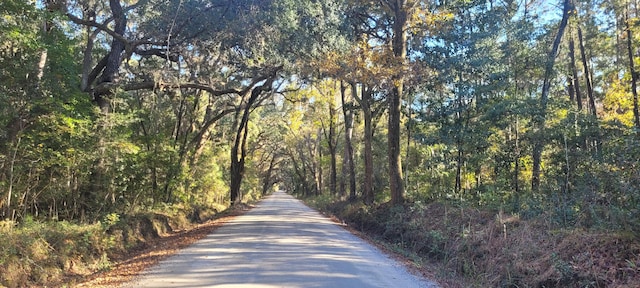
[0,204,225,288]
[304,195,640,288]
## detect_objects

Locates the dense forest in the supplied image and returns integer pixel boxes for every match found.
[1,0,640,286]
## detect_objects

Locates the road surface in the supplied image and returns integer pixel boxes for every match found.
[124,191,438,288]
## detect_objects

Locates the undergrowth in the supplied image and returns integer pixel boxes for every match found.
[0,203,223,287]
[306,195,640,288]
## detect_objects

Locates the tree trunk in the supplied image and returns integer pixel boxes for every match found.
[455,70,465,195]
[4,137,21,220]
[513,116,521,211]
[568,28,583,110]
[94,0,126,111]
[360,85,375,205]
[315,128,323,196]
[262,153,277,195]
[327,98,338,195]
[578,27,596,116]
[626,10,640,130]
[342,84,358,201]
[230,100,251,205]
[303,136,317,196]
[532,0,571,192]
[289,148,307,195]
[230,80,272,204]
[405,92,412,192]
[339,83,348,198]
[36,50,48,84]
[388,1,407,205]
[455,144,463,194]
[229,151,245,204]
[329,139,337,194]
[80,0,127,219]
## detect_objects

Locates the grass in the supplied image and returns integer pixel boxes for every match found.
[0,218,103,286]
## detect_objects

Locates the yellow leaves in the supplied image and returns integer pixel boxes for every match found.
[411,3,448,26]
[288,109,304,132]
[311,36,404,86]
[114,141,141,155]
[2,14,13,24]
[409,4,453,36]
[356,38,402,78]
[312,1,451,85]
[556,108,569,120]
[127,58,139,68]
[603,77,635,127]
[308,50,343,77]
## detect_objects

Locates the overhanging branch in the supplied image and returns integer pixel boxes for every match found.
[93,81,241,96]
[66,13,130,45]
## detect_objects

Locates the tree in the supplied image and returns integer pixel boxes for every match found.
[385,0,409,205]
[1,0,45,219]
[626,6,640,130]
[320,84,339,196]
[229,73,279,204]
[356,83,381,204]
[344,0,453,204]
[568,26,584,110]
[531,0,572,192]
[339,82,356,199]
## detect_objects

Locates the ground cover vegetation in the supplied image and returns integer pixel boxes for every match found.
[1,0,640,286]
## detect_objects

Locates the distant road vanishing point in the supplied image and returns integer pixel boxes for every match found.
[124,191,439,288]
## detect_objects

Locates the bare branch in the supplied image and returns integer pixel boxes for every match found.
[66,13,130,45]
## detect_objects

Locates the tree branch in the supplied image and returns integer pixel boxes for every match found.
[189,107,236,148]
[135,48,180,62]
[84,55,109,92]
[66,13,130,45]
[93,81,241,96]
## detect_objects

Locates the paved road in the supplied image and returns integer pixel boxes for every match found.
[125,191,438,288]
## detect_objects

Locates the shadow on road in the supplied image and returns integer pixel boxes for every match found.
[125,191,437,288]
